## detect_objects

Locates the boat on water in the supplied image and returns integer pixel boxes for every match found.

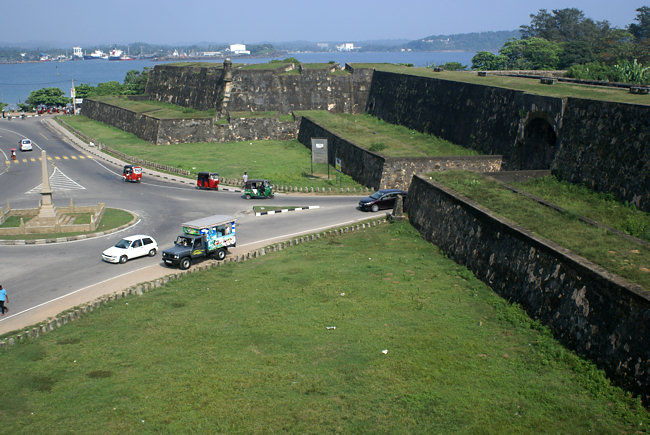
[111,49,134,61]
[84,49,107,60]
[107,49,133,61]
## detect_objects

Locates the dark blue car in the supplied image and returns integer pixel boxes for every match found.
[358,189,407,212]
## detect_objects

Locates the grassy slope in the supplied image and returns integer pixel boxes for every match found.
[1,222,647,432]
[297,111,477,157]
[429,172,650,291]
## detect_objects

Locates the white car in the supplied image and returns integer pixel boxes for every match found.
[19,138,33,151]
[102,235,158,264]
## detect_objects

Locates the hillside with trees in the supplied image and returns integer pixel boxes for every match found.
[406,30,520,52]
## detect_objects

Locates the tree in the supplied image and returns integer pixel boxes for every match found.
[498,37,560,70]
[93,81,124,96]
[595,29,636,64]
[520,8,606,43]
[74,84,95,99]
[25,87,69,108]
[558,40,596,68]
[123,68,149,95]
[471,51,508,70]
[629,6,650,40]
[434,62,467,71]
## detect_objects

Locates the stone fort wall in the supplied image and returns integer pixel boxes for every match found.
[366,70,650,211]
[406,174,650,403]
[145,63,373,114]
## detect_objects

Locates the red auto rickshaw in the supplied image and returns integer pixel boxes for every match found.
[123,165,142,182]
[196,172,219,190]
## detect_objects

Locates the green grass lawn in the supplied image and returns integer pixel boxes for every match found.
[429,172,650,291]
[58,116,365,190]
[512,175,650,242]
[354,64,650,106]
[0,208,134,240]
[297,111,477,157]
[1,221,647,432]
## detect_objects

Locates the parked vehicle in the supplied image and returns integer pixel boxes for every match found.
[196,172,219,190]
[358,189,407,212]
[244,179,274,199]
[19,138,33,151]
[102,235,158,264]
[162,215,236,270]
[123,165,142,182]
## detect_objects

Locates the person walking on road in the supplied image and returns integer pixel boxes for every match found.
[0,284,8,316]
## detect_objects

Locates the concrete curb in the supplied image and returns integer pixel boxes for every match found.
[255,206,319,216]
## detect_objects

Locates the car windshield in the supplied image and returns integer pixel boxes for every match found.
[369,192,383,200]
[175,236,192,247]
[114,239,131,249]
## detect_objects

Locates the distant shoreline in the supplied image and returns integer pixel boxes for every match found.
[0,50,478,65]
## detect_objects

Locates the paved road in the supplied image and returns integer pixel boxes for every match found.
[0,116,381,334]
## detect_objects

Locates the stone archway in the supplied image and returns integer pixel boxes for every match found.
[516,117,557,170]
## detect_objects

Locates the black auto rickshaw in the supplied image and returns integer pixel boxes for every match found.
[244,179,274,199]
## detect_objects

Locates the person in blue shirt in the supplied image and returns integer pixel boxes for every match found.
[0,284,8,316]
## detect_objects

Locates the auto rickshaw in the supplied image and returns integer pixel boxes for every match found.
[244,179,274,199]
[196,172,219,190]
[123,165,142,182]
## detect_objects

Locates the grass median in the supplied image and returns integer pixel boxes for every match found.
[1,221,647,432]
[0,208,134,240]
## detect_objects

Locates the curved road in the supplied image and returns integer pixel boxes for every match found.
[0,116,381,334]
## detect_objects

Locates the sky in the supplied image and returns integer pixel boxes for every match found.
[1,0,647,47]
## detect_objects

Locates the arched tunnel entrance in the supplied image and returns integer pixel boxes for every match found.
[515,117,558,170]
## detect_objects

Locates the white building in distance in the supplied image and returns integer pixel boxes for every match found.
[336,43,355,52]
[229,44,250,55]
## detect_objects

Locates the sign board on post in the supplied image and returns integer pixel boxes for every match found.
[311,138,328,177]
[311,138,328,164]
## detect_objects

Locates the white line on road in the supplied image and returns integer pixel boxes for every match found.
[0,264,155,323]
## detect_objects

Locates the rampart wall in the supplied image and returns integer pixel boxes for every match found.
[365,71,649,211]
[406,174,650,403]
[145,63,373,114]
[81,99,299,145]
[555,98,650,211]
[297,116,503,189]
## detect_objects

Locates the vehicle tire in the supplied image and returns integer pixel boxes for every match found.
[119,255,128,264]
[371,204,379,212]
[148,248,157,257]
[215,248,226,261]
[180,257,191,270]
[245,194,251,200]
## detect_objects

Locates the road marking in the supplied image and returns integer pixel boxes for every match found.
[25,167,86,193]
[0,262,152,323]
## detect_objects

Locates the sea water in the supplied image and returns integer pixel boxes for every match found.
[0,51,476,108]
